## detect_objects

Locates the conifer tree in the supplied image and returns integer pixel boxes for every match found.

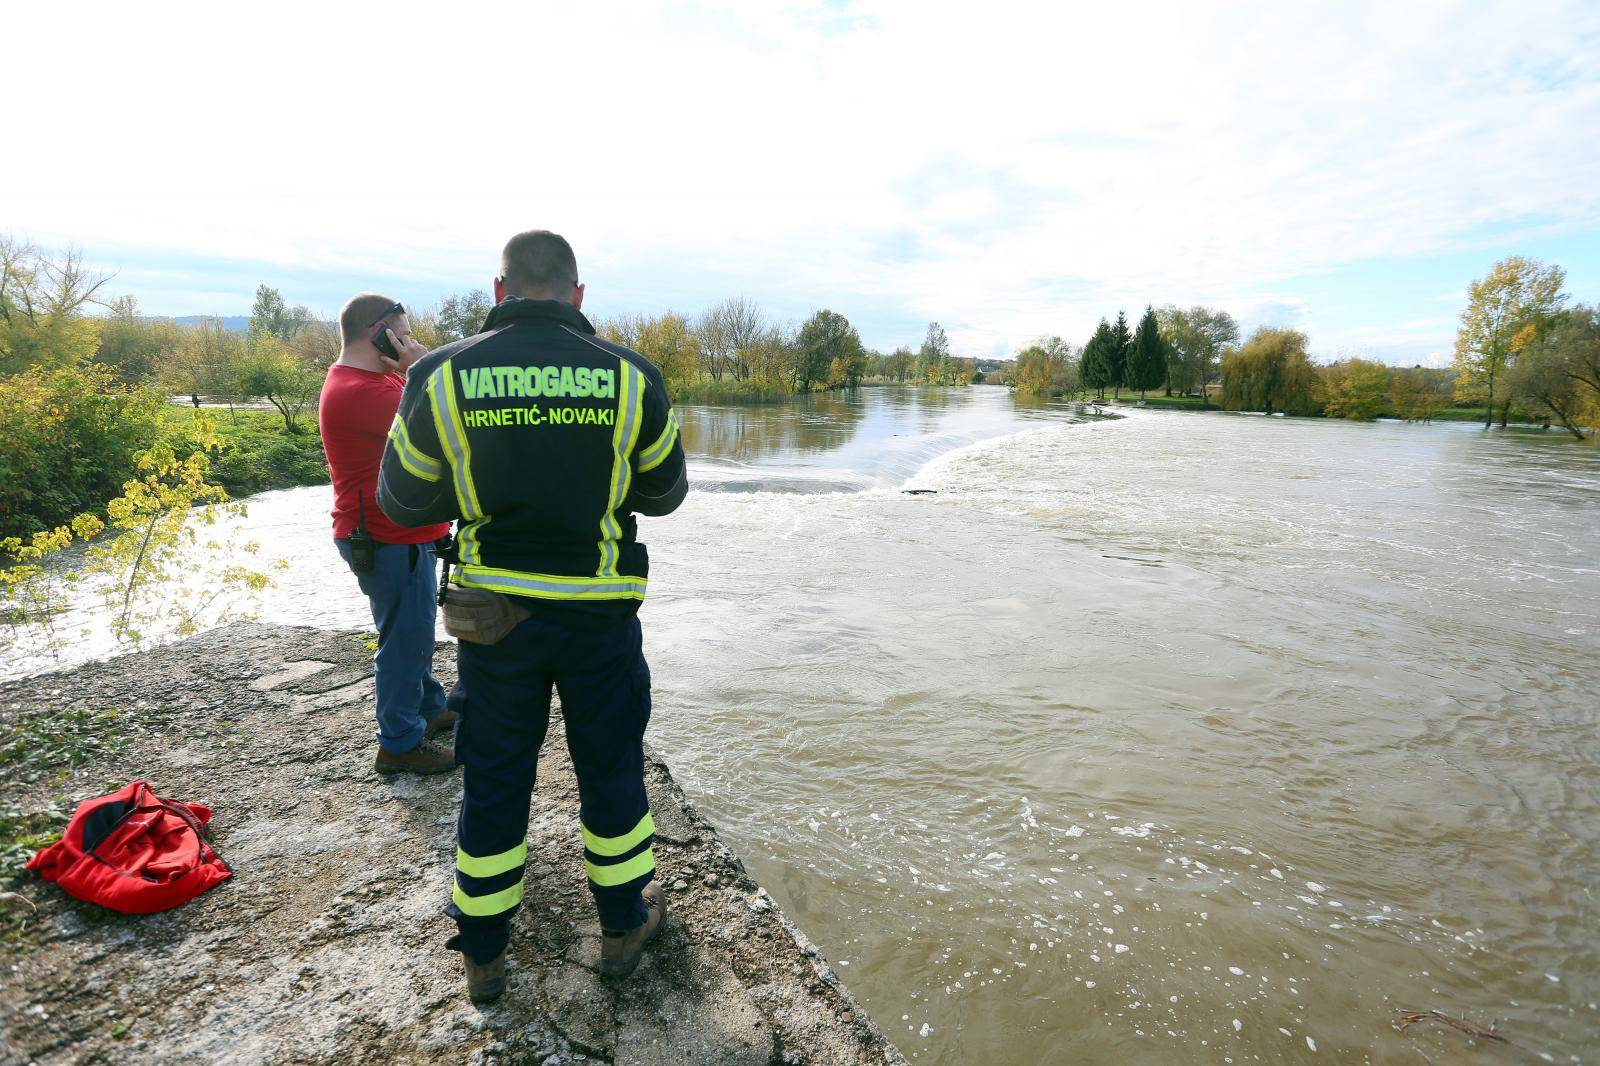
[1108,311,1132,399]
[1128,306,1169,399]
[1080,319,1113,400]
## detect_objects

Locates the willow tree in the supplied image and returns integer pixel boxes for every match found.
[1220,327,1320,415]
[1453,257,1567,429]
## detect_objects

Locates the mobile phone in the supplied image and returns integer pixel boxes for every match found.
[372,324,399,361]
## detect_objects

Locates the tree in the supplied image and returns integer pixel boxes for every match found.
[159,317,246,411]
[1386,366,1453,422]
[746,326,796,392]
[1452,256,1567,429]
[795,310,863,392]
[917,322,950,384]
[247,284,309,342]
[1080,319,1113,400]
[628,313,701,397]
[1220,327,1320,415]
[237,336,322,433]
[1319,358,1392,420]
[288,319,340,369]
[1157,305,1238,405]
[1126,307,1169,399]
[0,237,111,374]
[93,295,182,385]
[1106,311,1132,399]
[0,362,163,537]
[884,346,915,383]
[437,290,492,342]
[1012,335,1076,397]
[1507,305,1600,439]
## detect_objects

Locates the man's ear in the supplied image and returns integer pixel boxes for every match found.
[493,277,508,304]
[571,282,585,312]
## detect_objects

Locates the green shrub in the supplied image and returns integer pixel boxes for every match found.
[0,366,163,538]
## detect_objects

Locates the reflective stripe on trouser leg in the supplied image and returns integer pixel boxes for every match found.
[582,812,656,897]
[558,616,654,930]
[448,633,553,964]
[453,841,528,917]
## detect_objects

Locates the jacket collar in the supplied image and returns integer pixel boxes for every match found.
[481,296,596,335]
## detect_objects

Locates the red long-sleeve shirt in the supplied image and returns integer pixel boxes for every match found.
[318,364,451,544]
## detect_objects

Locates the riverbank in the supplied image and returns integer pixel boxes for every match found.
[0,623,906,1065]
[161,406,329,498]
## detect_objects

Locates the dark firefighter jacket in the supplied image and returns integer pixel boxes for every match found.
[376,298,688,609]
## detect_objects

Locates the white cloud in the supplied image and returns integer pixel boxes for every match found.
[3,0,1597,358]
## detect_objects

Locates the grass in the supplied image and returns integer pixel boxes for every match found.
[160,406,329,497]
[1105,393,1216,410]
[0,701,175,949]
[0,703,173,883]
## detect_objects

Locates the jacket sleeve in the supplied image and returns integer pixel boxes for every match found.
[626,376,688,517]
[377,363,461,528]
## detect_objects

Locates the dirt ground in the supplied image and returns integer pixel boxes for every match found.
[0,623,906,1065]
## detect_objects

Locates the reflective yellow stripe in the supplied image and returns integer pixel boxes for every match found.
[457,565,646,602]
[582,812,655,857]
[598,363,645,577]
[637,409,679,473]
[456,843,526,879]
[388,417,443,482]
[452,878,524,916]
[429,364,487,564]
[585,848,656,888]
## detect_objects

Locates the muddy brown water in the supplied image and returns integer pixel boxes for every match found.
[12,388,1600,1063]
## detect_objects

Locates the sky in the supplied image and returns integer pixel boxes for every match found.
[4,0,1599,366]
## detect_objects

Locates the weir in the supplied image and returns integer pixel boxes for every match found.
[0,623,906,1065]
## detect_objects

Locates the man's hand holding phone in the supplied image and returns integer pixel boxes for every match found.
[377,328,428,375]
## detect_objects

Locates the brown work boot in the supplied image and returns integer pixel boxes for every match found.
[374,737,456,776]
[462,947,507,1004]
[425,706,459,738]
[600,880,667,978]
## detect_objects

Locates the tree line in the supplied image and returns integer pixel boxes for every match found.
[1003,257,1597,437]
[1009,305,1239,405]
[595,308,977,400]
[0,234,993,539]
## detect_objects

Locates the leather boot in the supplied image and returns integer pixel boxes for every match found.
[374,737,456,776]
[425,706,459,739]
[463,948,507,1004]
[600,880,667,978]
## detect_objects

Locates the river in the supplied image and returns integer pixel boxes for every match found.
[10,387,1600,1063]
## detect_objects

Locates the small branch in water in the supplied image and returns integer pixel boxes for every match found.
[1392,1008,1511,1046]
[119,515,160,635]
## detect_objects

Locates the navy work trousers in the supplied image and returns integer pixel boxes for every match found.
[446,611,655,965]
[335,539,447,753]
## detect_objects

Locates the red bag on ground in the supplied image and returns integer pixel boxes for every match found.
[26,780,232,914]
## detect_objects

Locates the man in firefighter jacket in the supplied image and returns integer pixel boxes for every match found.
[376,230,688,1002]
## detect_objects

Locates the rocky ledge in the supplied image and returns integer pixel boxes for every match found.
[0,623,906,1065]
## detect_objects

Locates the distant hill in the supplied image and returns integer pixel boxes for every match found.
[170,315,250,332]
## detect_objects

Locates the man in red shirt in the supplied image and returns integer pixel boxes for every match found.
[319,293,458,774]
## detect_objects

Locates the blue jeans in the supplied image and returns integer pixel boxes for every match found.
[335,539,447,753]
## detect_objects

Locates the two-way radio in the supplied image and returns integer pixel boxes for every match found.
[347,491,376,574]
